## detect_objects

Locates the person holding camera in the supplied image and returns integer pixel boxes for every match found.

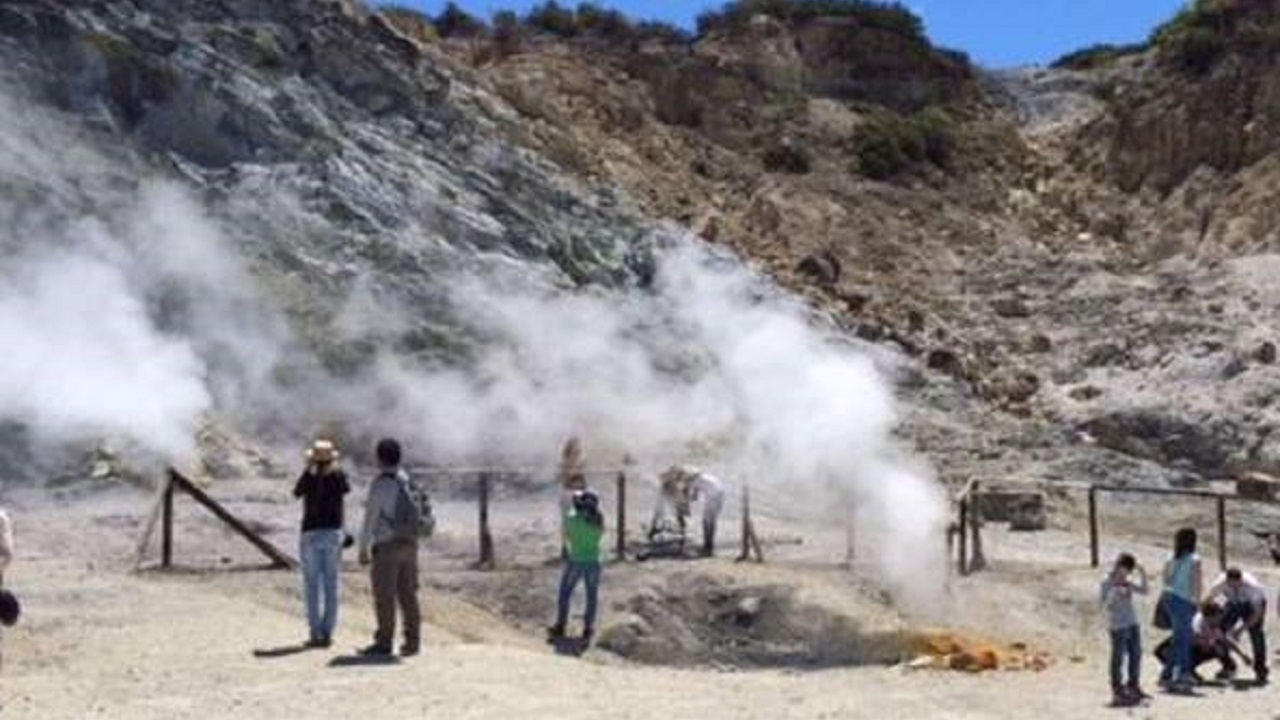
[294,439,350,649]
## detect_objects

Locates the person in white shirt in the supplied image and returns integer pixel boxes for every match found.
[649,466,725,558]
[1206,567,1269,683]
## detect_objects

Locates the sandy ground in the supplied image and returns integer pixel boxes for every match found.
[4,479,1280,719]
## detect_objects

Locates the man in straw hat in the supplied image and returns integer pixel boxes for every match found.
[294,439,350,648]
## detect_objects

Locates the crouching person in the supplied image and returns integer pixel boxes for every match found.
[1156,602,1234,685]
[549,490,604,644]
[1208,567,1268,684]
[357,438,422,657]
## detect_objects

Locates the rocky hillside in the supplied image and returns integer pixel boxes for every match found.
[4,0,1280,499]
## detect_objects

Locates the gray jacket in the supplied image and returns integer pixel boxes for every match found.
[358,467,414,555]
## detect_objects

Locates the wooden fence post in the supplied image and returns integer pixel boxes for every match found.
[478,472,494,569]
[161,478,174,568]
[1088,485,1100,568]
[1217,496,1228,571]
[969,481,986,572]
[615,471,627,561]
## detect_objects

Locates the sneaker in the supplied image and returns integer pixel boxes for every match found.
[358,643,392,657]
[400,642,420,657]
[1214,668,1236,682]
[546,624,566,643]
[306,637,332,649]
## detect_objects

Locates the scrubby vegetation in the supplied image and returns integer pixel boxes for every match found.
[853,106,957,180]
[696,0,924,40]
[1050,42,1146,71]
[1152,0,1280,75]
[379,4,440,44]
[434,2,486,38]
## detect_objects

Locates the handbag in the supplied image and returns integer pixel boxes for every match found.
[1153,594,1172,630]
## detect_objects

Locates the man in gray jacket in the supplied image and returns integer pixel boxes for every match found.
[357,438,421,657]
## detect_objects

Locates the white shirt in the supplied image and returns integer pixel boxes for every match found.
[691,472,725,517]
[1208,572,1268,608]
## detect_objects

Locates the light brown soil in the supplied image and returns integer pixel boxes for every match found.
[3,480,1280,719]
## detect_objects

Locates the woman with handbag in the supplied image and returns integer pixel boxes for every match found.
[1158,527,1203,692]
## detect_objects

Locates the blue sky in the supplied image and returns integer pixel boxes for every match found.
[388,0,1192,67]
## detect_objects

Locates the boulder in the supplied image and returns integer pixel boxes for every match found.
[992,296,1032,319]
[1254,341,1277,365]
[796,251,841,286]
[1237,472,1280,501]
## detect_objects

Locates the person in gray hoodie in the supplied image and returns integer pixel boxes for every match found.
[357,438,421,657]
[1101,552,1149,705]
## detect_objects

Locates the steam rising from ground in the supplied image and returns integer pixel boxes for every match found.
[0,83,946,611]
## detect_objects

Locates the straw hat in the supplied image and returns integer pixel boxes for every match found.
[305,439,339,463]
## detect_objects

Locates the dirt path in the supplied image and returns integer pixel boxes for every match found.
[2,553,1279,720]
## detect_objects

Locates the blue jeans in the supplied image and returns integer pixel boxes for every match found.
[1220,601,1268,678]
[555,561,601,632]
[1110,625,1142,691]
[1161,592,1197,683]
[300,529,343,641]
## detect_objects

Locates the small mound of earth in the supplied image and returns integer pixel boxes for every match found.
[596,573,914,669]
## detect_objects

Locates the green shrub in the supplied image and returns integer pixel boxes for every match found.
[379,5,440,44]
[762,142,813,173]
[634,20,693,44]
[491,10,523,56]
[435,2,486,38]
[525,1,579,38]
[913,106,956,168]
[853,106,956,179]
[1050,42,1146,70]
[696,0,924,41]
[1150,0,1253,74]
[574,3,634,39]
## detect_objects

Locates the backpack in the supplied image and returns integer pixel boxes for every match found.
[385,471,436,540]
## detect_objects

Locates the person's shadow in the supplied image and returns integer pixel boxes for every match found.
[550,636,591,657]
[252,643,314,659]
[327,654,402,667]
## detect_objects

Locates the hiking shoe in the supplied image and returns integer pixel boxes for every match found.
[358,643,392,657]
[1126,686,1151,701]
[400,642,420,657]
[546,624,566,643]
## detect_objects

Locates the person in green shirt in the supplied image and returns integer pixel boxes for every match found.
[548,490,604,643]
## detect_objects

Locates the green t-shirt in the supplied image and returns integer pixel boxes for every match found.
[565,512,604,563]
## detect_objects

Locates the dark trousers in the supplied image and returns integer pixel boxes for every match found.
[1221,601,1268,679]
[702,515,717,556]
[1109,625,1142,691]
[1155,637,1233,679]
[555,561,601,633]
[371,538,420,649]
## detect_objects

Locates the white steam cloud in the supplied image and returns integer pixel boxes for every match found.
[0,81,946,610]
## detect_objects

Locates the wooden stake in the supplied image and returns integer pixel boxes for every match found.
[1217,496,1228,572]
[615,471,627,561]
[1088,486,1100,569]
[168,469,296,569]
[477,472,494,569]
[161,479,174,568]
[133,476,170,569]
